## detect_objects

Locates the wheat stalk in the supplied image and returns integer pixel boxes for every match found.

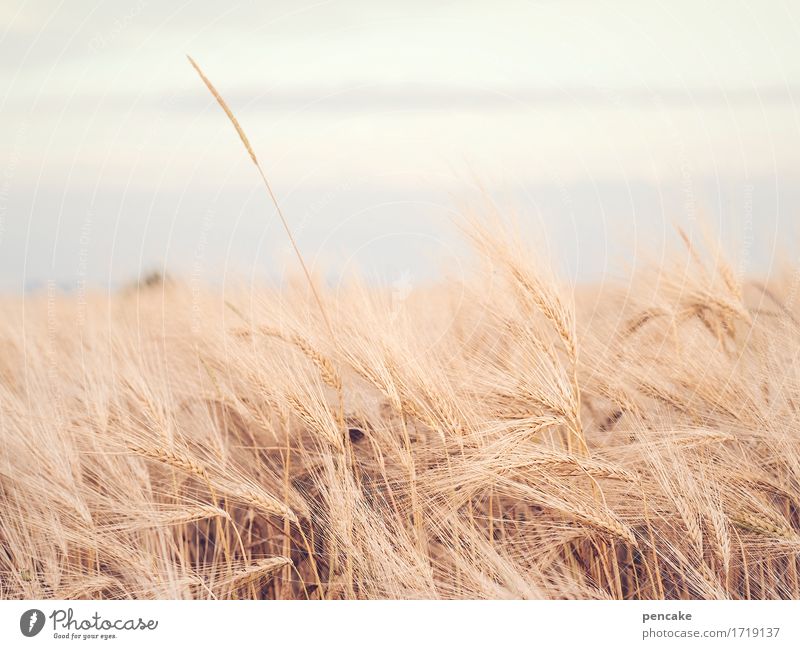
[231,486,299,523]
[128,444,209,480]
[246,326,342,391]
[187,55,334,338]
[733,511,799,542]
[215,557,293,592]
[140,505,230,527]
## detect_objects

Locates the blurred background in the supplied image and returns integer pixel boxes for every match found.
[1,0,798,292]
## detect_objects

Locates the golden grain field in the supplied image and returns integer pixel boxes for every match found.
[1,59,798,601]
[1,218,799,599]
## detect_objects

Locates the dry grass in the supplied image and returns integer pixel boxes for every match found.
[1,59,798,600]
[1,229,800,600]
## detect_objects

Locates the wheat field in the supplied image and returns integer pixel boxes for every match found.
[2,58,799,601]
[1,218,800,600]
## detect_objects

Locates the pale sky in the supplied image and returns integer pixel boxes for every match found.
[1,0,799,291]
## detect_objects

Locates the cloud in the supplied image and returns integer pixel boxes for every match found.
[21,83,799,115]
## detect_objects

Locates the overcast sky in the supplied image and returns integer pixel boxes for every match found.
[1,0,799,291]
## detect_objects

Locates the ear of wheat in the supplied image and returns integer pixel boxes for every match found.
[187,55,334,338]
